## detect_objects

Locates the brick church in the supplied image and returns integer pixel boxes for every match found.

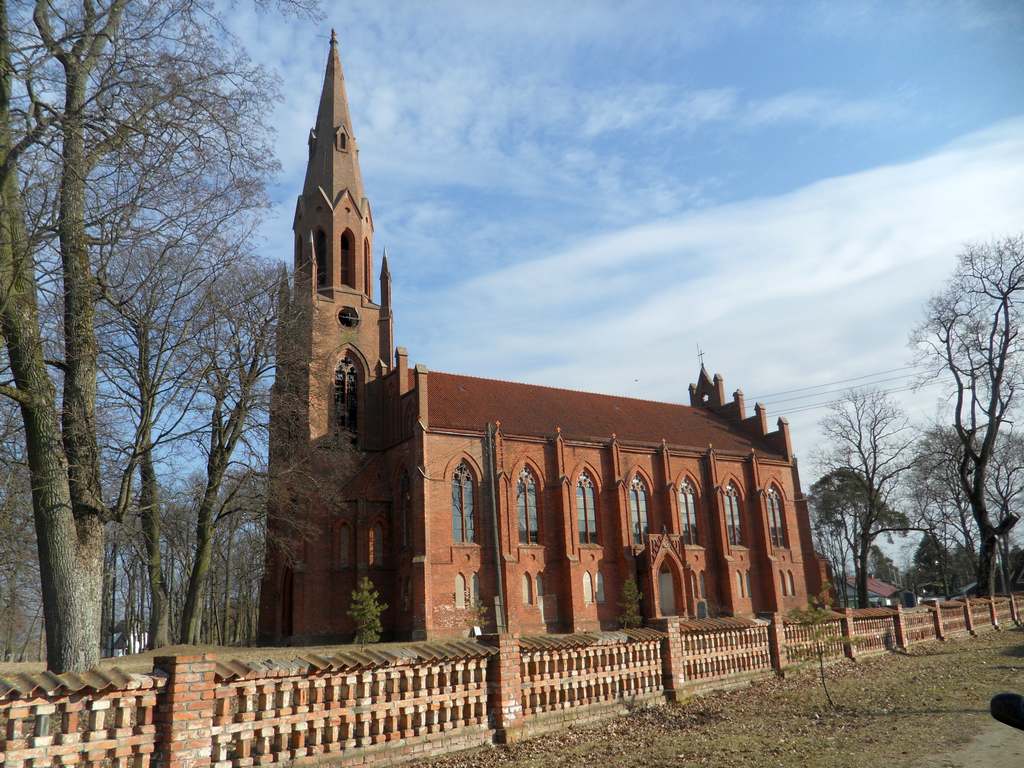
[258,33,826,643]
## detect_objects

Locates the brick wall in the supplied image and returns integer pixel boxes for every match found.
[1,601,1017,768]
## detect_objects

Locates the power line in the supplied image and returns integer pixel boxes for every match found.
[761,372,924,408]
[746,365,925,402]
[774,380,943,418]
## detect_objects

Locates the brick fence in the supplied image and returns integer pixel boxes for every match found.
[1,594,1020,768]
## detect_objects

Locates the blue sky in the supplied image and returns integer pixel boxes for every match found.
[229,1,1024,464]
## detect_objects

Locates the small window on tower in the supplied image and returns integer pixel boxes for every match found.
[338,307,359,328]
[334,358,358,433]
[336,128,347,151]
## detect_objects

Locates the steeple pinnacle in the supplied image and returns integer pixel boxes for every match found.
[302,30,366,208]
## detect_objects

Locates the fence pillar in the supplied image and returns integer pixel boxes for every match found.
[841,609,857,661]
[1011,594,1021,626]
[482,633,524,744]
[892,605,908,651]
[154,654,216,768]
[648,617,686,700]
[963,599,976,635]
[990,598,1000,630]
[766,613,788,676]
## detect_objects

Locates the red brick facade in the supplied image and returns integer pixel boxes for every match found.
[257,36,826,644]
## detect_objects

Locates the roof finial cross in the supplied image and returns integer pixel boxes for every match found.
[330,28,338,46]
[697,344,705,369]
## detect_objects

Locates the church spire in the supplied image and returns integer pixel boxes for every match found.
[303,29,366,208]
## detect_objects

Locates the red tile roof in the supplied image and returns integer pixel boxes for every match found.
[845,575,902,597]
[425,371,785,458]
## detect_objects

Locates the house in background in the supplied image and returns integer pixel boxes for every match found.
[840,576,917,608]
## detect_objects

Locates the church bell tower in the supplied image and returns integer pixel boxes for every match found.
[290,30,394,446]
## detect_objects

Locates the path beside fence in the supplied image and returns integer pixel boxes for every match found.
[1,594,1020,768]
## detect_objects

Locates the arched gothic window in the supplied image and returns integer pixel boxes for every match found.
[363,238,371,297]
[780,570,788,596]
[699,571,706,601]
[451,462,475,543]
[679,479,698,545]
[766,488,786,548]
[471,573,480,607]
[628,475,650,546]
[340,230,355,288]
[725,484,743,546]
[583,572,594,604]
[788,571,796,596]
[369,522,383,566]
[745,570,752,599]
[338,524,351,567]
[596,571,606,604]
[455,573,466,609]
[399,472,411,549]
[737,570,744,597]
[516,467,540,544]
[522,573,532,605]
[576,472,598,545]
[334,359,358,432]
[315,229,328,289]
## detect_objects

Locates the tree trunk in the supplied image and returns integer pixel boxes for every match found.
[180,462,227,644]
[856,538,870,608]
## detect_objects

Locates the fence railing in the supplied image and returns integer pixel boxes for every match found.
[0,594,1017,768]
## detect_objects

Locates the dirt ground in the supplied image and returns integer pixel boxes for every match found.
[419,628,1024,768]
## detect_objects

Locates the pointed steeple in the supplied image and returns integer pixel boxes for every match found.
[303,29,366,209]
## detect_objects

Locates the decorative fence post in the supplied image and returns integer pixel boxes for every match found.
[482,634,524,744]
[963,599,976,635]
[931,602,946,641]
[767,613,788,676]
[154,654,217,768]
[649,617,686,700]
[892,605,908,650]
[841,609,857,661]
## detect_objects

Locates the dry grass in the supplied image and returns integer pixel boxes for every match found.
[423,629,1024,768]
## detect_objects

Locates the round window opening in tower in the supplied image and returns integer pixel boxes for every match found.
[338,307,360,328]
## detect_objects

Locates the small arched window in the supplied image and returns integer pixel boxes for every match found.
[596,571,606,604]
[535,573,544,600]
[339,524,351,567]
[780,570,788,596]
[451,462,475,543]
[583,572,594,604]
[576,472,598,545]
[691,572,699,600]
[340,230,355,288]
[725,484,743,546]
[767,488,786,548]
[737,570,744,597]
[788,571,796,596]
[399,472,411,548]
[517,467,540,545]
[679,480,698,545]
[334,358,358,432]
[455,573,467,609]
[471,573,480,607]
[699,571,707,601]
[745,570,752,599]
[315,229,328,289]
[522,573,532,605]
[370,522,383,565]
[628,475,650,546]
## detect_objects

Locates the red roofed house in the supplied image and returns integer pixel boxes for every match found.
[257,35,827,643]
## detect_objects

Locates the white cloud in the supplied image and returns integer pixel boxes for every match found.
[399,118,1024,460]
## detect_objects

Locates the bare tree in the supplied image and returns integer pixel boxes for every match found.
[817,389,917,607]
[913,235,1024,596]
[986,429,1024,593]
[0,0,291,671]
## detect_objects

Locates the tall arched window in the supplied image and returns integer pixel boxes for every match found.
[451,462,475,543]
[737,570,745,597]
[315,229,328,289]
[628,475,650,546]
[725,484,743,546]
[471,573,480,607]
[455,573,466,609]
[780,570,788,596]
[745,570,752,599]
[522,573,532,605]
[596,571,606,604]
[679,479,698,545]
[370,522,383,565]
[339,524,351,567]
[583,572,594,604]
[363,238,371,297]
[766,488,786,548]
[334,358,358,432]
[398,472,411,549]
[699,571,706,601]
[340,230,355,288]
[576,472,598,545]
[788,571,796,596]
[516,467,539,544]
